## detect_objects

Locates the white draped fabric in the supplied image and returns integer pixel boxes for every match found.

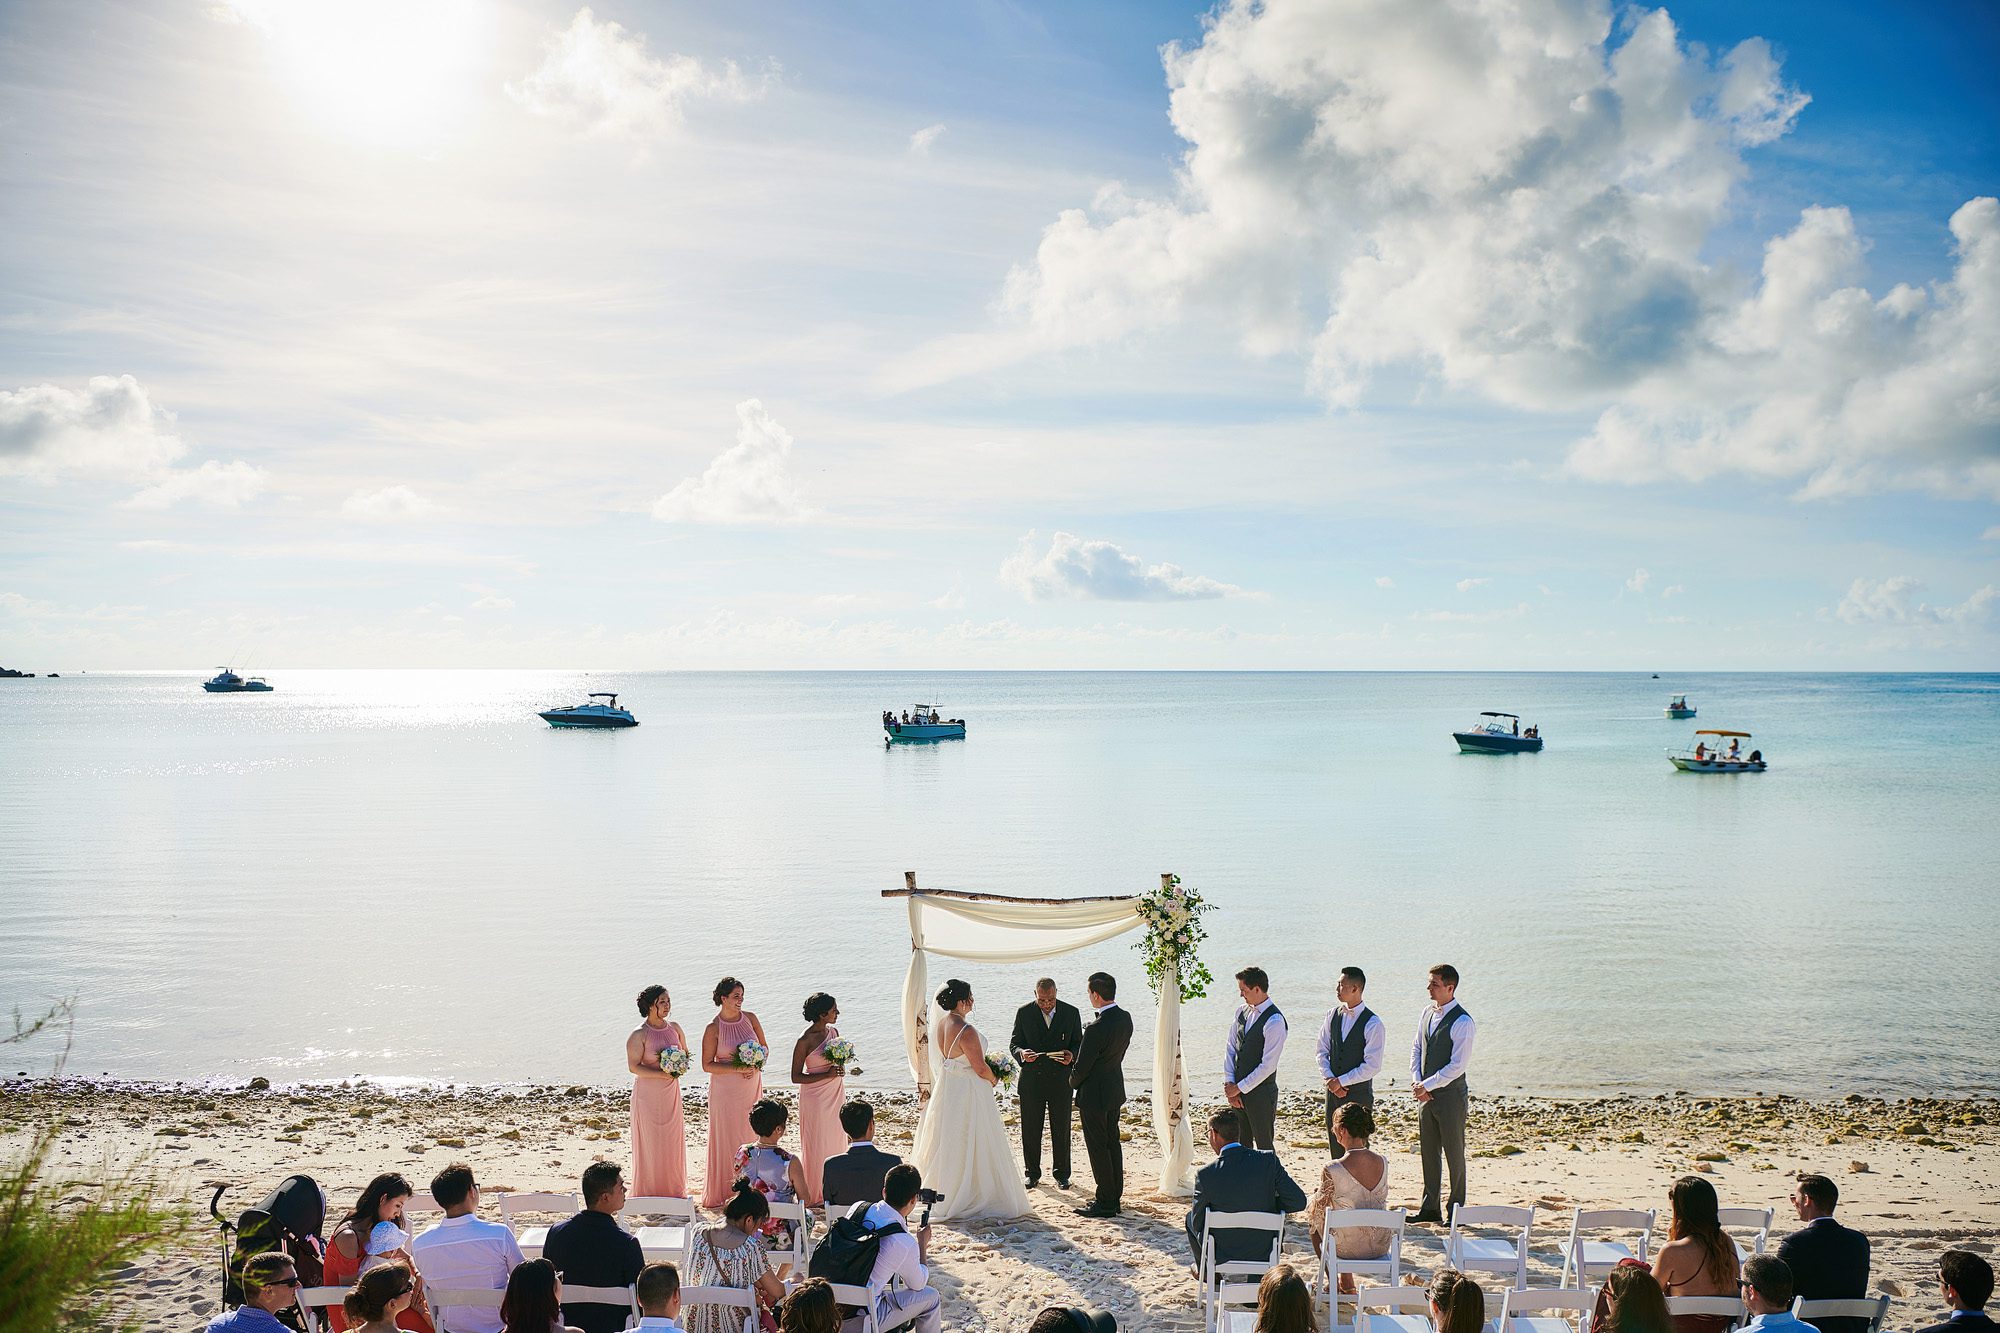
[894,888,1195,1197]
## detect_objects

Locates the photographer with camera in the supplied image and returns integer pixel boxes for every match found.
[857,1164,940,1333]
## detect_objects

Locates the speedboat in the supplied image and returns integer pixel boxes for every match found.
[203,667,273,693]
[1665,695,1696,719]
[539,693,638,728]
[884,704,966,741]
[1452,711,1543,754]
[1669,729,1765,772]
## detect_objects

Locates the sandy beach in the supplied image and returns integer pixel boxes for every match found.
[10,1078,1995,1331]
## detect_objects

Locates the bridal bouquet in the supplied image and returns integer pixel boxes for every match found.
[985,1052,1018,1090]
[656,1047,691,1079]
[822,1038,861,1074]
[733,1041,768,1070]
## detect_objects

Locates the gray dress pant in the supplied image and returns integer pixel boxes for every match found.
[1418,1082,1468,1216]
[1239,1081,1278,1151]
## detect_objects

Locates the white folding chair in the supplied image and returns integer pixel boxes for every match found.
[1559,1208,1655,1285]
[622,1194,697,1266]
[827,1283,879,1333]
[1500,1285,1597,1333]
[681,1283,759,1333]
[1717,1207,1773,1263]
[564,1283,640,1329]
[1445,1204,1535,1290]
[1320,1209,1406,1332]
[1667,1296,1746,1329]
[1198,1210,1286,1330]
[1215,1276,1265,1333]
[1356,1284,1437,1333]
[1793,1296,1891,1333]
[295,1285,349,1333]
[764,1199,812,1276]
[497,1191,580,1260]
[427,1288,507,1333]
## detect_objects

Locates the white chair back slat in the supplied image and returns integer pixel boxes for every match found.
[1717,1207,1773,1261]
[623,1194,698,1266]
[1321,1208,1406,1330]
[499,1190,580,1217]
[1446,1204,1536,1290]
[1560,1207,1656,1285]
[682,1283,760,1333]
[294,1285,349,1333]
[1666,1295,1748,1328]
[1356,1285,1438,1333]
[761,1199,812,1275]
[1200,1210,1287,1330]
[563,1283,640,1326]
[428,1286,507,1333]
[1793,1296,1891,1333]
[827,1283,880,1333]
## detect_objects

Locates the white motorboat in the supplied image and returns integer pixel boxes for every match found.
[1669,729,1765,772]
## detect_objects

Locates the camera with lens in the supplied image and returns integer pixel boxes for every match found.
[916,1187,944,1226]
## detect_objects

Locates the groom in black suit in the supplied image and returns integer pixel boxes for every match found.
[1070,971,1133,1218]
[1012,977,1083,1189]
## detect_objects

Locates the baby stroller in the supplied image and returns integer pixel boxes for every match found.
[212,1175,327,1331]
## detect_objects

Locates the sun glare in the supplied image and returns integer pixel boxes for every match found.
[235,0,489,149]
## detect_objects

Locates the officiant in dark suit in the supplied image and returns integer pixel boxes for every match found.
[1071,971,1133,1218]
[1011,977,1083,1189]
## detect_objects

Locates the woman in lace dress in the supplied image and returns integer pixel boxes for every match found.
[1308,1102,1392,1294]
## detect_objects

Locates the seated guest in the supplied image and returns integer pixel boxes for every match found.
[541,1162,644,1333]
[1026,1310,1118,1333]
[1654,1175,1743,1333]
[205,1252,303,1332]
[328,1173,432,1331]
[1917,1251,1996,1333]
[1779,1174,1871,1333]
[1253,1263,1317,1333]
[861,1164,942,1333]
[635,1262,685,1332]
[1741,1255,1809,1333]
[1185,1108,1308,1278]
[1600,1260,1675,1333]
[345,1264,420,1333]
[685,1180,787,1333]
[412,1163,525,1333]
[1430,1271,1485,1333]
[1308,1102,1391,1293]
[776,1277,841,1333]
[500,1259,582,1333]
[734,1097,808,1245]
[822,1099,902,1207]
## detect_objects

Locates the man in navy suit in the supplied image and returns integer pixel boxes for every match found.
[1777,1174,1871,1333]
[1184,1107,1308,1276]
[1916,1251,1996,1333]
[1071,971,1133,1218]
[821,1100,903,1207]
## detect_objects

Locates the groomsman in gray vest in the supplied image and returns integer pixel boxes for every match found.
[1315,966,1385,1160]
[1408,963,1475,1224]
[1222,966,1287,1152]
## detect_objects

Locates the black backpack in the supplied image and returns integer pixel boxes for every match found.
[213,1176,326,1331]
[807,1205,905,1288]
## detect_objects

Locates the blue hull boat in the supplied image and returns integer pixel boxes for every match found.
[884,703,965,741]
[540,692,638,728]
[1453,710,1541,753]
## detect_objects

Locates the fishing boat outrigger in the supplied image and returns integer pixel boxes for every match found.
[1665,694,1696,719]
[1669,729,1765,772]
[1452,711,1543,754]
[538,693,639,728]
[884,704,966,742]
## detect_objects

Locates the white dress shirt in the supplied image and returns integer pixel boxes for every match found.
[1315,1003,1386,1084]
[862,1200,928,1297]
[1223,998,1287,1093]
[635,1318,687,1331]
[411,1213,526,1333]
[1409,1003,1476,1092]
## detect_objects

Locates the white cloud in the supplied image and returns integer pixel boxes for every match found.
[343,485,438,521]
[508,7,758,140]
[122,459,269,510]
[929,578,967,611]
[2,375,187,480]
[652,399,812,525]
[1000,530,1249,601]
[1834,576,1997,627]
[1375,575,1395,589]
[1412,603,1531,623]
[1456,577,1492,593]
[1662,584,1685,598]
[471,595,514,611]
[1626,568,1653,595]
[909,123,946,155]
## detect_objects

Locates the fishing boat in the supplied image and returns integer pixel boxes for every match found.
[884,704,966,741]
[1668,729,1766,773]
[538,693,638,728]
[1665,694,1696,719]
[1452,711,1543,754]
[203,667,274,693]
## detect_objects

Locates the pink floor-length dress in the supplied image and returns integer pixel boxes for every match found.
[704,1014,763,1207]
[632,1022,688,1198]
[797,1025,845,1206]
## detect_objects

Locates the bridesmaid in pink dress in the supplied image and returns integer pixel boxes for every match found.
[790,993,845,1206]
[627,984,689,1198]
[701,976,768,1208]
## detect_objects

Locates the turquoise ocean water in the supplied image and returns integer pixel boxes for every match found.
[1,670,1994,1098]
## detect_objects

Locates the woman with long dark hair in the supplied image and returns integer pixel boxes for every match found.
[343,1263,417,1333]
[1602,1261,1675,1333]
[1652,1175,1742,1333]
[1253,1263,1318,1333]
[326,1173,431,1331]
[1430,1270,1485,1333]
[776,1278,842,1333]
[500,1259,581,1333]
[684,1179,787,1333]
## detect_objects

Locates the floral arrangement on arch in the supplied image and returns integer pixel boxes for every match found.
[1135,873,1214,1001]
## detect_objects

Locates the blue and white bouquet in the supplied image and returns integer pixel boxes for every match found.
[822,1038,861,1074]
[657,1047,691,1079]
[733,1040,768,1070]
[985,1052,1018,1090]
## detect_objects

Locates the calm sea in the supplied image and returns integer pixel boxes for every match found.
[2,671,1994,1098]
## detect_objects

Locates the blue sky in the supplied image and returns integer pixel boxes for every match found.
[1,0,1995,668]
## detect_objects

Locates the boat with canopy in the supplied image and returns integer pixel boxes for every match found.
[1668,729,1765,772]
[1452,711,1543,754]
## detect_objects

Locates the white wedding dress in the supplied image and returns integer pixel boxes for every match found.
[908,1019,1031,1222]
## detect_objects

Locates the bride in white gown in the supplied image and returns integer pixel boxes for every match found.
[908,978,1031,1222]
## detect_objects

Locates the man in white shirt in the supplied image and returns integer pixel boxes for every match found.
[1222,965,1287,1151]
[862,1164,941,1333]
[635,1262,686,1331]
[1315,965,1385,1160]
[410,1163,525,1333]
[1408,965,1476,1223]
